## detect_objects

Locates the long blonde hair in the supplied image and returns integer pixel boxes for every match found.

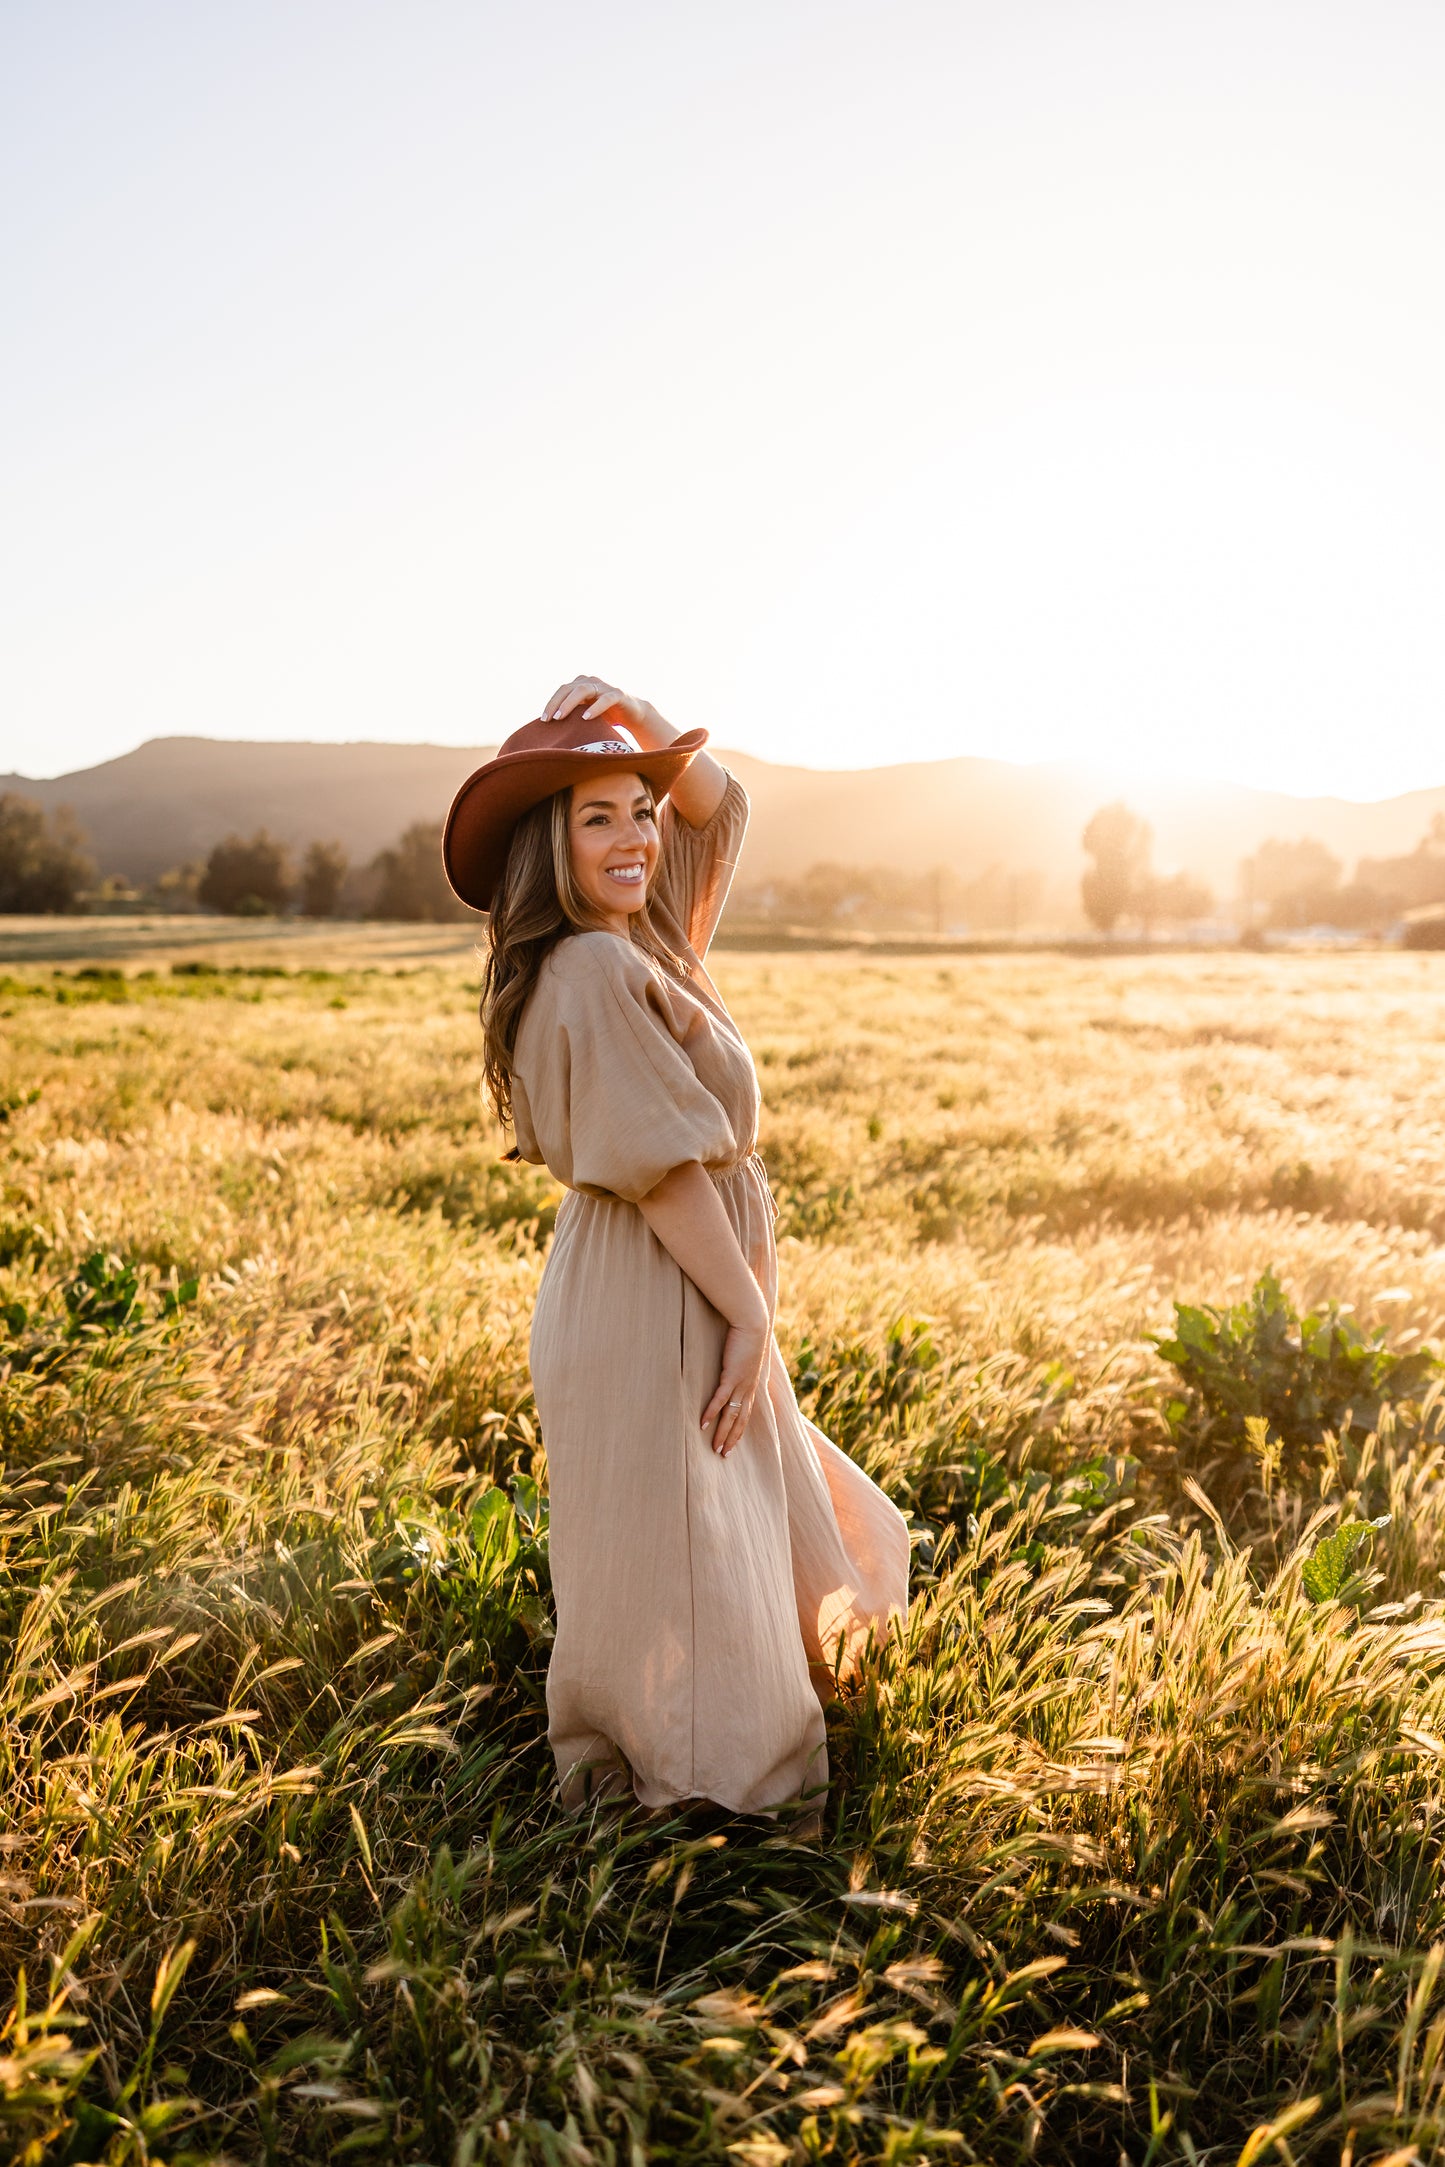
[480,785,683,1129]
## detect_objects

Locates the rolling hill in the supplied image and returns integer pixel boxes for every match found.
[4,735,1444,922]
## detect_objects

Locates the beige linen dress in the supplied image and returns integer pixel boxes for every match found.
[510,771,910,1816]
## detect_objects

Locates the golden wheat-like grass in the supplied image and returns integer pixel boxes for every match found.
[3,941,1445,2163]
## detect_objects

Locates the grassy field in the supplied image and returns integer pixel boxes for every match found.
[4,938,1445,2164]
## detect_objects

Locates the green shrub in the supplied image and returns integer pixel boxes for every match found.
[1155,1267,1439,1451]
[1,1249,199,1366]
[64,1249,143,1332]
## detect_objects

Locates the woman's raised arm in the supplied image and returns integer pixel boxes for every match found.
[541,676,728,829]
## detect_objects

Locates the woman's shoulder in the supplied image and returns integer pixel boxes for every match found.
[528,932,675,1028]
[545,928,655,989]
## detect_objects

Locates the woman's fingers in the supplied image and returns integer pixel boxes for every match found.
[541,680,584,723]
[707,1394,749,1458]
[701,1378,745,1464]
[711,1327,764,1419]
[722,1399,756,1457]
[701,1326,767,1457]
[710,1378,750,1455]
[700,1372,735,1433]
[572,682,623,722]
[543,676,621,726]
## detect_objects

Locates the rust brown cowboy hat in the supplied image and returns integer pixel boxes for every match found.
[442,709,709,912]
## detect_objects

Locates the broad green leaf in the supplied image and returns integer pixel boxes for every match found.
[510,1473,548,1538]
[159,1277,199,1318]
[469,1486,519,1582]
[1301,1515,1390,1603]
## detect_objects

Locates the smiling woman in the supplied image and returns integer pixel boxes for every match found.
[567,774,662,921]
[443,676,909,1829]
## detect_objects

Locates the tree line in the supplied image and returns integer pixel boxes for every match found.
[1080,799,1445,941]
[1239,817,1445,932]
[728,860,1046,936]
[0,796,476,921]
[3,784,1444,940]
[0,797,93,914]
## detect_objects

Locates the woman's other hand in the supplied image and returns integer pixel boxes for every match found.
[635,1159,772,1460]
[701,1313,769,1460]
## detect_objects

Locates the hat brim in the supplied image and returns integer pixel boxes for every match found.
[442,728,709,912]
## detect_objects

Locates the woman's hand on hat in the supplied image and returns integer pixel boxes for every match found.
[539,673,729,825]
[542,677,654,738]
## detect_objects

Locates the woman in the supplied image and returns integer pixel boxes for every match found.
[443,676,909,1827]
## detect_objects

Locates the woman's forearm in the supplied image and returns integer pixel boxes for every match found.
[634,701,729,829]
[636,1160,767,1328]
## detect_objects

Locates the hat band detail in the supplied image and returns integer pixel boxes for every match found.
[576,737,640,755]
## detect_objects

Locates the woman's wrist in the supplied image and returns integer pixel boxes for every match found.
[631,699,679,753]
[727,1282,770,1336]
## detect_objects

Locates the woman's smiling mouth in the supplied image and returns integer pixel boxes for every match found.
[605,864,645,886]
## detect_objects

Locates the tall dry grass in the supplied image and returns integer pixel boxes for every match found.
[3,945,1445,2163]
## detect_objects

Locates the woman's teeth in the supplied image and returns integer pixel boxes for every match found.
[606,865,644,885]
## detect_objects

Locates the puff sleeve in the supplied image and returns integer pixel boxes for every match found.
[651,768,749,960]
[511,934,739,1204]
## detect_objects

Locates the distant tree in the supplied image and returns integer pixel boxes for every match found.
[370,821,472,922]
[0,794,94,914]
[1081,802,1152,933]
[1236,837,1351,930]
[153,861,204,910]
[198,832,293,915]
[1355,814,1445,919]
[795,862,882,924]
[92,874,142,909]
[953,862,1045,934]
[1240,836,1342,922]
[300,840,349,919]
[1328,882,1393,932]
[1404,911,1445,950]
[1135,869,1214,933]
[728,857,1054,936]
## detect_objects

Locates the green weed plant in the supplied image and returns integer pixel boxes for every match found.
[1157,1265,1441,1454]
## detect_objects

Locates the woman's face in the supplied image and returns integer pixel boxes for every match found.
[567,770,660,929]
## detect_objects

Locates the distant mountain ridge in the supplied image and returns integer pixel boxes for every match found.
[5,736,1445,921]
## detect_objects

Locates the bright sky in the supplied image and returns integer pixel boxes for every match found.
[6,0,1445,796]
